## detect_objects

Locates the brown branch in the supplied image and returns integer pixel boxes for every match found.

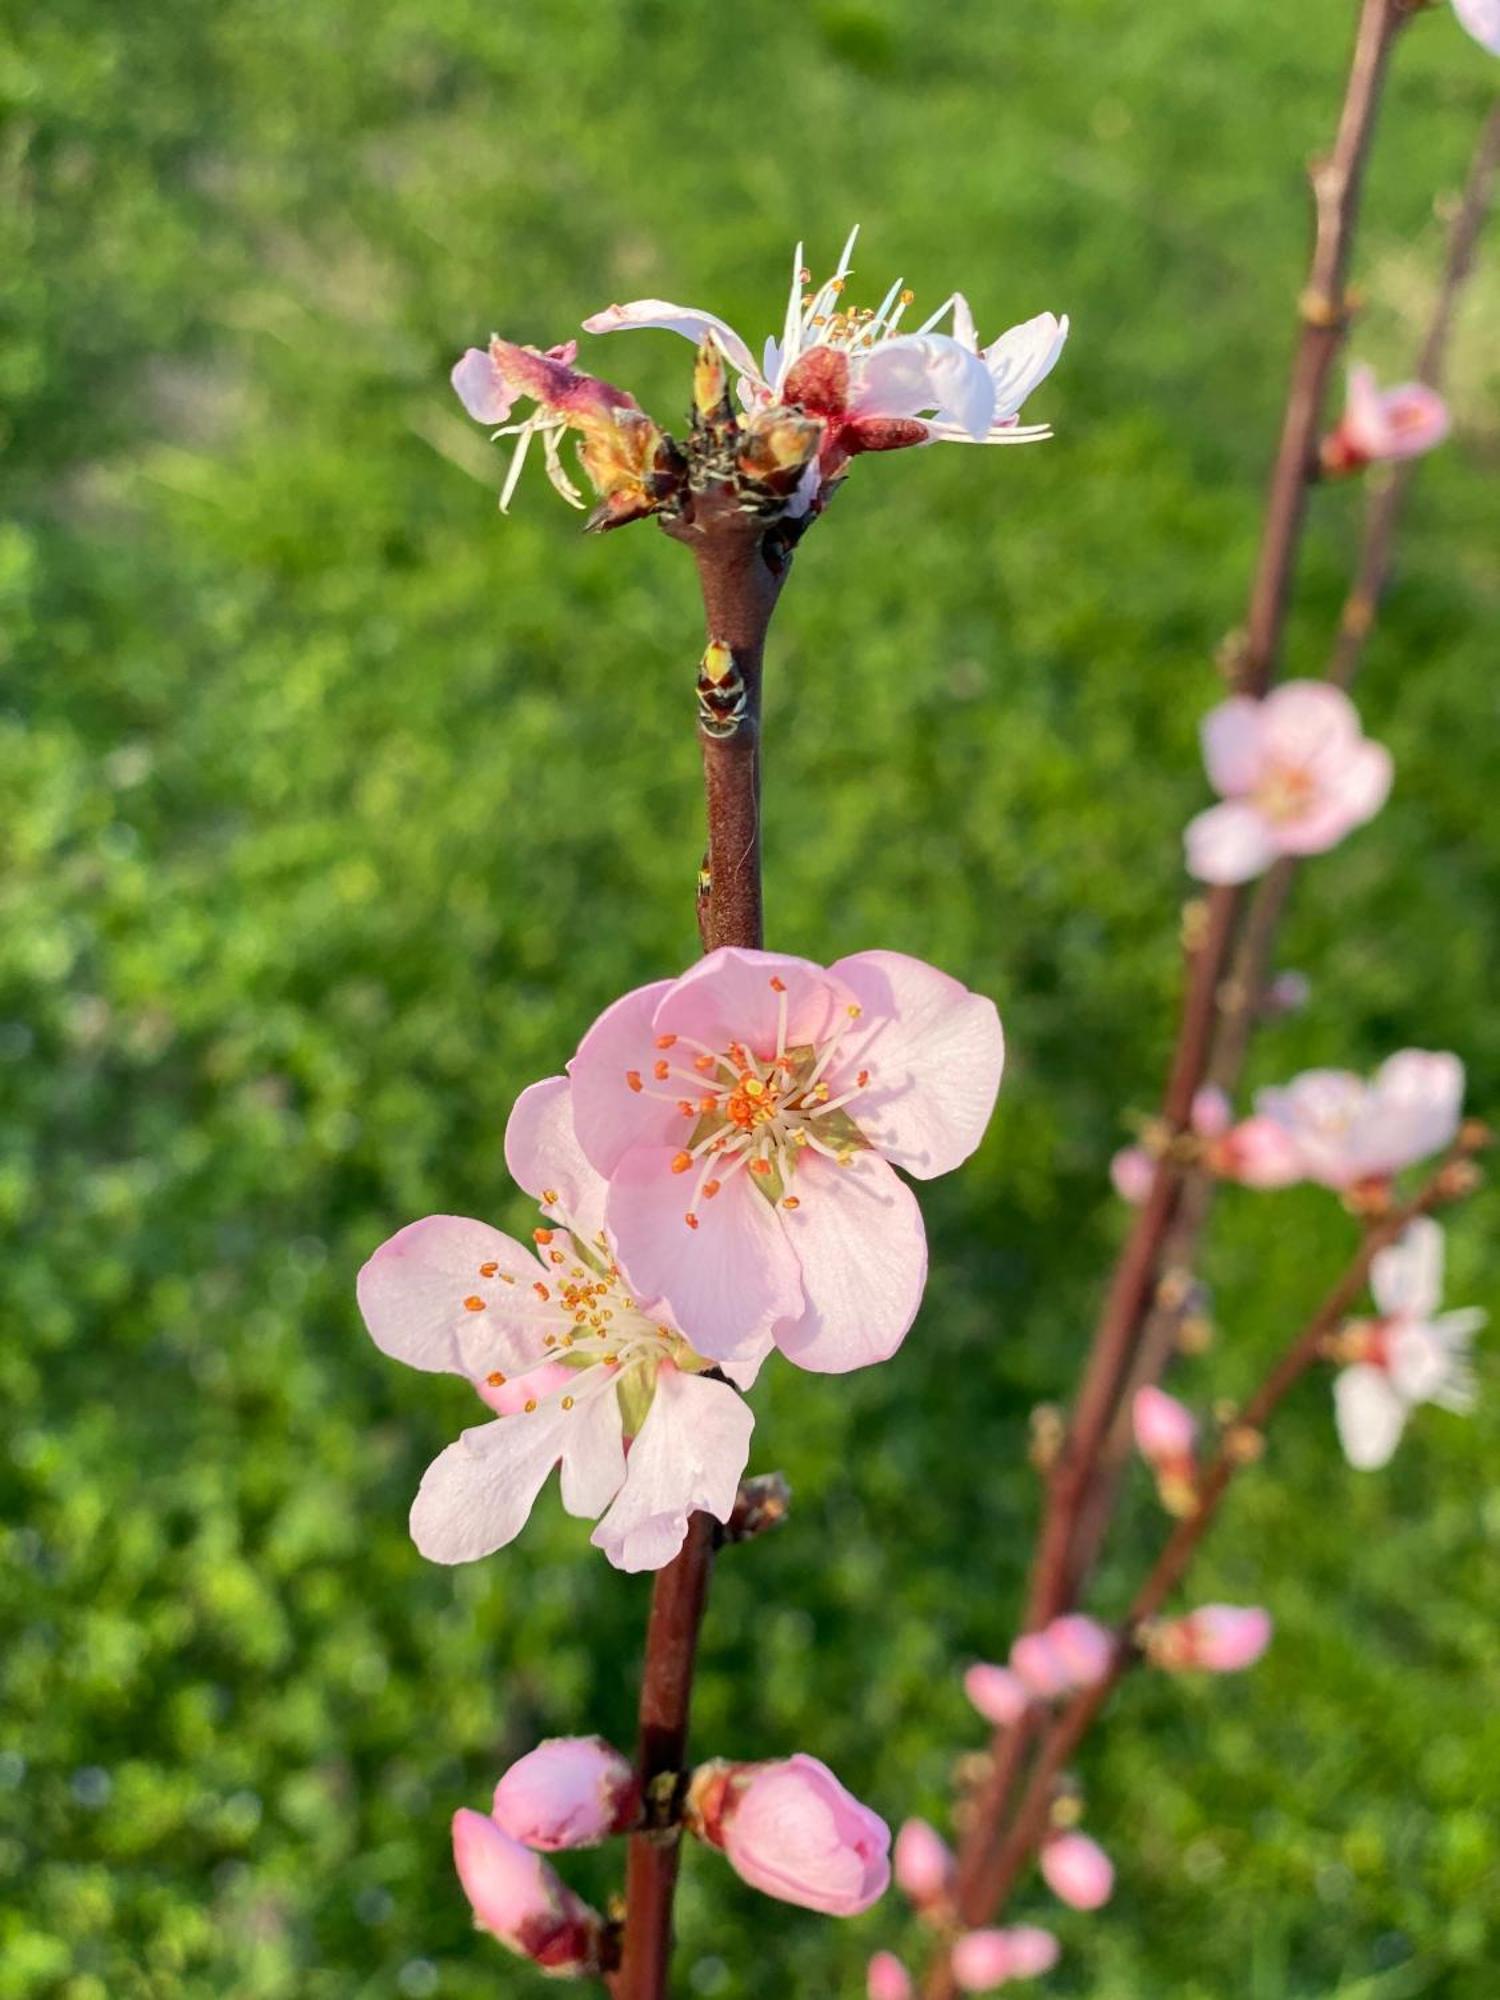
[936,1140,1480,1962]
[612,489,790,2000]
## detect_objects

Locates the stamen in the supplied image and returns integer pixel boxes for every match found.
[478,1261,499,1277]
[626,1070,643,1092]
[561,1395,575,1411]
[463,1296,486,1312]
[782,1197,800,1210]
[533,1282,550,1301]
[655,1034,677,1049]
[534,1227,554,1244]
[672,1151,693,1174]
[524,1398,538,1413]
[541,1189,559,1205]
[486,1371,506,1386]
[654,1059,670,1080]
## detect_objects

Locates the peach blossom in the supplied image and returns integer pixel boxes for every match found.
[451,1808,602,1972]
[491,1736,640,1851]
[1321,365,1450,475]
[1040,1829,1114,1910]
[689,1754,891,1916]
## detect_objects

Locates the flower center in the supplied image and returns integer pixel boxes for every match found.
[1255,761,1317,824]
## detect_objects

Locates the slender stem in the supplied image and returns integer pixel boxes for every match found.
[941,1143,1477,1953]
[613,491,789,2000]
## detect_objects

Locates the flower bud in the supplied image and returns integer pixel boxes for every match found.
[687,1754,891,1916]
[491,1736,641,1851]
[1040,1829,1114,1910]
[893,1816,953,1911]
[1045,1614,1115,1689]
[1148,1603,1272,1674]
[1110,1145,1155,1205]
[451,1809,603,1973]
[963,1662,1030,1728]
[1132,1385,1199,1513]
[868,1951,914,2000]
[952,1925,1060,1990]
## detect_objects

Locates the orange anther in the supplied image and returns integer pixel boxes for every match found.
[654,1059,670,1080]
[626,1070,643,1092]
[703,1179,721,1199]
[533,1282,550,1301]
[694,1054,716,1073]
[463,1295,486,1312]
[655,1033,678,1049]
[533,1227,554,1244]
[486,1371,506,1387]
[857,1069,870,1087]
[699,1095,718,1113]
[750,1159,772,1176]
[782,1197,800,1210]
[685,1213,700,1230]
[549,1251,564,1265]
[678,1099,695,1117]
[770,976,787,992]
[524,1398,538,1413]
[478,1261,499,1277]
[672,1151,694,1174]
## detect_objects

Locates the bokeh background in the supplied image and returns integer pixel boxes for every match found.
[5,1,1500,1995]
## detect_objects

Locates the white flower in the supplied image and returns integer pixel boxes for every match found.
[1334,1218,1485,1469]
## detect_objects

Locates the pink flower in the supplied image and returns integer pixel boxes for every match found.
[1040,1829,1114,1910]
[963,1662,1031,1728]
[564,947,1004,1372]
[1132,1385,1199,1513]
[451,1808,603,1972]
[1333,1217,1485,1469]
[1211,1113,1307,1189]
[1454,0,1500,53]
[1185,681,1392,885]
[1109,1144,1155,1205]
[1112,1087,1234,1204]
[868,1953,915,2000]
[1252,1050,1464,1190]
[583,226,1067,488]
[451,333,671,522]
[952,1926,1060,1989]
[687,1754,891,1916]
[490,1736,640,1851]
[1149,1604,1273,1674]
[894,1817,954,1910]
[356,1077,753,1573]
[1010,1615,1115,1701]
[1321,365,1451,475]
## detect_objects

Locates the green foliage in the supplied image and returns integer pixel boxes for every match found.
[3,1,1499,1994]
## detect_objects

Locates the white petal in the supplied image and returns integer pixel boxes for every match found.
[410,1407,569,1562]
[356,1214,556,1379]
[984,312,1069,419]
[1333,1366,1408,1470]
[580,298,761,384]
[591,1366,753,1573]
[504,1076,610,1247]
[851,334,996,440]
[1370,1217,1444,1320]
[556,1371,629,1518]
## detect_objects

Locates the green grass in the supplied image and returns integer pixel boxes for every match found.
[3,1,1499,1994]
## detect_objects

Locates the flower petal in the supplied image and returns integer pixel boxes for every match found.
[851,333,996,439]
[774,1150,928,1373]
[829,950,1005,1178]
[1200,696,1266,797]
[983,311,1069,420]
[591,1364,753,1572]
[357,1214,554,1379]
[651,947,856,1058]
[1370,1215,1445,1320]
[1260,681,1363,776]
[411,1408,571,1562]
[1277,739,1392,853]
[505,1075,609,1244]
[604,1144,804,1363]
[452,346,518,425]
[555,1372,629,1520]
[568,977,678,1176]
[1333,1365,1408,1470]
[581,298,761,384]
[1184,800,1277,884]
[1454,0,1500,54]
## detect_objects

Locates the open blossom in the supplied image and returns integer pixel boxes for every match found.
[1320,364,1450,476]
[491,1736,640,1851]
[1040,1829,1115,1911]
[1148,1604,1273,1674]
[1252,1050,1464,1190]
[1011,1615,1115,1700]
[687,1755,891,1916]
[565,947,1004,1372]
[1454,0,1500,52]
[964,1661,1031,1728]
[356,1076,753,1573]
[1333,1217,1485,1470]
[584,225,1068,486]
[894,1817,954,1911]
[451,334,675,523]
[868,1953,915,2000]
[451,1809,603,1972]
[952,1926,1060,1989]
[1185,681,1392,885]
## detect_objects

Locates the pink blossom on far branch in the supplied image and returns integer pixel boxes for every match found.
[564,946,1004,1375]
[451,1809,603,1973]
[1148,1604,1273,1674]
[1010,1614,1115,1701]
[356,1076,754,1574]
[1040,1829,1115,1910]
[1320,364,1451,476]
[1453,0,1500,53]
[893,1817,954,1911]
[951,1926,1061,1990]
[686,1754,892,1916]
[964,1661,1031,1728]
[868,1952,915,2000]
[1185,681,1392,885]
[490,1736,640,1851]
[1133,1384,1199,1514]
[1251,1050,1464,1191]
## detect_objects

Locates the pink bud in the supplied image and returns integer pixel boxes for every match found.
[1218,1114,1305,1189]
[1132,1385,1197,1466]
[1009,1631,1071,1700]
[894,1817,953,1908]
[963,1662,1030,1728]
[1152,1603,1272,1673]
[689,1754,891,1916]
[1191,1084,1232,1138]
[451,1809,602,1973]
[952,1925,1061,1990]
[868,1951,914,2000]
[1040,1829,1114,1910]
[1001,1926,1062,1978]
[1044,1614,1115,1689]
[1110,1145,1155,1205]
[491,1735,641,1851]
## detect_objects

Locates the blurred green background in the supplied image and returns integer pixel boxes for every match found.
[4,1,1499,1995]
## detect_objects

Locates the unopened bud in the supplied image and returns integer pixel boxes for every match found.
[452,1809,604,1974]
[1460,1117,1491,1152]
[738,409,824,492]
[700,638,734,687]
[893,1817,954,1917]
[491,1736,640,1851]
[685,1755,891,1916]
[1146,1604,1272,1674]
[1040,1829,1114,1910]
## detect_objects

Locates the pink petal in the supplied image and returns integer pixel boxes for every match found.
[997,1926,1061,1979]
[1110,1145,1156,1205]
[1200,696,1266,797]
[357,1214,556,1379]
[590,1364,753,1573]
[1133,1385,1197,1464]
[1184,800,1277,884]
[893,1817,954,1904]
[951,1930,1018,1989]
[1009,1632,1072,1700]
[1179,1604,1273,1672]
[852,333,996,439]
[491,1736,640,1851]
[774,1151,927,1373]
[476,1359,575,1415]
[1191,1084,1233,1138]
[1040,1830,1114,1910]
[651,947,856,1059]
[1277,739,1392,853]
[720,1754,892,1916]
[555,1372,632,1521]
[1369,1215,1444,1321]
[1342,363,1388,456]
[1376,382,1451,459]
[1454,0,1500,55]
[868,1953,914,2000]
[504,1076,610,1245]
[1044,1614,1115,1687]
[830,950,1005,1179]
[604,1144,803,1364]
[963,1662,1030,1727]
[568,977,678,1176]
[451,347,517,424]
[581,298,761,384]
[1370,1049,1465,1165]
[1259,681,1362,776]
[983,312,1070,421]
